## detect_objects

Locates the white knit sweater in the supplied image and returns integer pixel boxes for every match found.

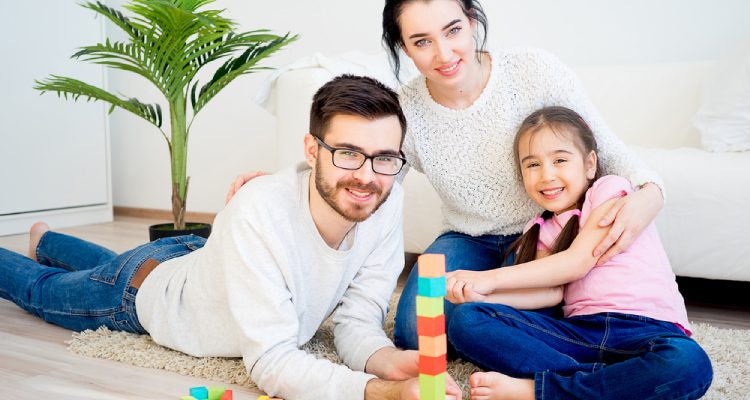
[399,48,662,237]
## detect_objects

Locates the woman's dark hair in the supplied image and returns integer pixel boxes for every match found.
[309,74,407,145]
[504,106,602,266]
[382,0,489,81]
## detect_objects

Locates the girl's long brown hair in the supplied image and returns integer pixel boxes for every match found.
[504,106,601,266]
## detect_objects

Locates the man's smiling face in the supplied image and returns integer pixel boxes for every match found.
[313,114,403,222]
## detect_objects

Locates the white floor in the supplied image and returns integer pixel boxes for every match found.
[0,216,264,399]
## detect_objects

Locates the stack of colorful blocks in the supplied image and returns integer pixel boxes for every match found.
[180,386,232,400]
[416,254,447,399]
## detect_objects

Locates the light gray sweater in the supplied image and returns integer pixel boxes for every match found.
[136,163,404,399]
[399,48,663,237]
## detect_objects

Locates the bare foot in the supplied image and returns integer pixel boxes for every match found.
[469,371,535,400]
[28,222,50,261]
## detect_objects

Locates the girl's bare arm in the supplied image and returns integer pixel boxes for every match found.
[447,197,619,296]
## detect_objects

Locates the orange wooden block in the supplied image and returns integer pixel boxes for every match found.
[418,254,445,278]
[419,353,447,376]
[418,333,447,357]
[417,314,445,336]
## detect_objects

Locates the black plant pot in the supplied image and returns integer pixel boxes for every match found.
[148,222,212,242]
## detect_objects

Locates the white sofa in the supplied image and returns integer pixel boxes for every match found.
[263,53,750,282]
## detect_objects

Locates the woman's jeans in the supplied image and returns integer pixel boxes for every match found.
[394,230,544,351]
[0,231,204,333]
[449,303,713,400]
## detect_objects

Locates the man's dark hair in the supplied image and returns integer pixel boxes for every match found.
[309,74,407,145]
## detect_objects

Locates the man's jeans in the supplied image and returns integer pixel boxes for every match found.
[393,230,531,350]
[448,303,713,399]
[0,231,205,333]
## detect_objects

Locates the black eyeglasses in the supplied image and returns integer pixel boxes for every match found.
[315,137,406,176]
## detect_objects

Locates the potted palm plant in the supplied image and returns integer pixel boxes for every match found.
[35,0,297,240]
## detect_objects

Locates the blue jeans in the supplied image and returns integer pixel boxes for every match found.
[394,231,539,351]
[0,231,204,333]
[448,303,713,399]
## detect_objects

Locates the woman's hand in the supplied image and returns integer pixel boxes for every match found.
[225,171,268,204]
[446,270,494,304]
[593,182,663,263]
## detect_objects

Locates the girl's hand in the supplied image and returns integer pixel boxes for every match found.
[225,171,268,204]
[446,270,493,304]
[594,183,663,263]
[445,281,487,304]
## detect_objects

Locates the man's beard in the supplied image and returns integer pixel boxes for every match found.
[314,160,392,223]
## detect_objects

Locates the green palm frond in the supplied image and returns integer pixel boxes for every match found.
[83,2,150,45]
[191,32,298,113]
[73,39,163,91]
[126,0,233,31]
[34,76,163,129]
[185,30,285,70]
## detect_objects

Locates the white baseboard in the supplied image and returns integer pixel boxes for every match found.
[0,205,113,236]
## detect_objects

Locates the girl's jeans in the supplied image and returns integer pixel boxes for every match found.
[449,302,713,399]
[393,230,559,351]
[0,231,204,333]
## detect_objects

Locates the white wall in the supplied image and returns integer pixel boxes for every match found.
[102,0,750,214]
[485,0,750,66]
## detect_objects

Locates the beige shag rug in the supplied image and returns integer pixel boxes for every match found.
[68,297,750,399]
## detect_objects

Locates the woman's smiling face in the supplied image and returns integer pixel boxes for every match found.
[397,0,477,88]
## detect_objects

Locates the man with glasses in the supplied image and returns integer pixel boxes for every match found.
[0,75,460,400]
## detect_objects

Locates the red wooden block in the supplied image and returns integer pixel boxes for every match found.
[419,353,447,376]
[417,314,445,336]
[220,389,233,400]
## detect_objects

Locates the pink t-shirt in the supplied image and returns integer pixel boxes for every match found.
[527,175,691,335]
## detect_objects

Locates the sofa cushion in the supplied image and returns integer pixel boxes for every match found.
[693,45,750,152]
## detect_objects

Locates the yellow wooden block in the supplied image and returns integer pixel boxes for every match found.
[420,372,446,400]
[418,333,447,357]
[418,254,445,278]
[416,295,444,318]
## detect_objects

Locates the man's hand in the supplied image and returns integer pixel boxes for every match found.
[593,182,663,263]
[365,376,462,400]
[366,347,419,380]
[224,171,268,204]
[364,348,462,399]
[446,269,495,304]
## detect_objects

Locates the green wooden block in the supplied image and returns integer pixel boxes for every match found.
[208,386,226,400]
[416,295,444,318]
[180,396,197,400]
[419,372,446,400]
[418,276,446,297]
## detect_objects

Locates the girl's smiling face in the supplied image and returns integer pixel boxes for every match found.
[517,125,598,214]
